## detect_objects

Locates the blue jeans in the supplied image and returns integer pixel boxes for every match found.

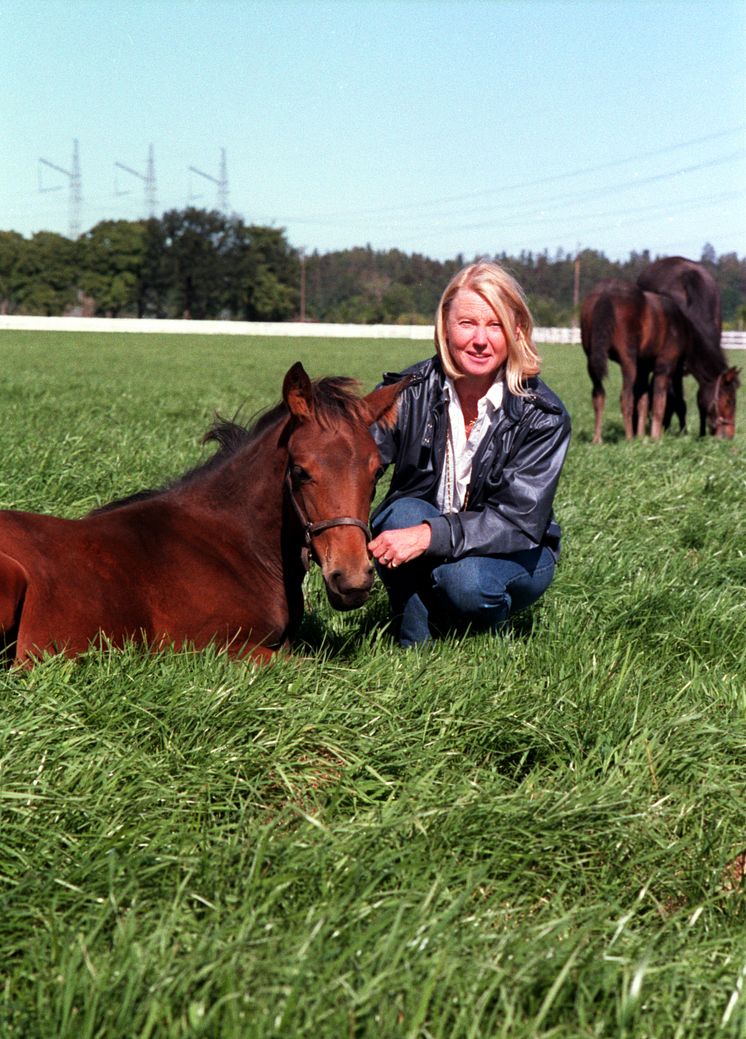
[372,497,557,647]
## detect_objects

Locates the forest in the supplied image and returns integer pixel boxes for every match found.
[1,208,745,326]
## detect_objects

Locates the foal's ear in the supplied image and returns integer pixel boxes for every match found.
[283,362,314,421]
[725,366,741,388]
[362,377,410,429]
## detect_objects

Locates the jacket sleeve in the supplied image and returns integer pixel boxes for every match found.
[424,406,571,559]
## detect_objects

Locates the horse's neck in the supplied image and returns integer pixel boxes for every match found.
[213,423,288,515]
[688,338,727,382]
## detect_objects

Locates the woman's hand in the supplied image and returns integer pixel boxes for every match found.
[369,523,432,569]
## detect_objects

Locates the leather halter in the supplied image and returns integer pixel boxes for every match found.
[284,470,371,550]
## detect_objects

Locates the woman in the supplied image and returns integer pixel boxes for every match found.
[368,261,571,647]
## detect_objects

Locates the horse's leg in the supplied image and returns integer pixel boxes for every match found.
[0,552,29,663]
[250,645,280,665]
[635,385,649,437]
[649,372,670,440]
[591,384,605,444]
[231,643,280,666]
[619,360,637,439]
[586,366,605,444]
[695,384,708,436]
[633,366,650,437]
[670,367,687,432]
[697,385,708,436]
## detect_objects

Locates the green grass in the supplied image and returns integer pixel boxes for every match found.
[0,330,744,1038]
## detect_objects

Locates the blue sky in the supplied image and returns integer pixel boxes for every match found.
[4,0,745,261]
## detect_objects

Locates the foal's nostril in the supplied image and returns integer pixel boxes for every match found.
[329,566,374,592]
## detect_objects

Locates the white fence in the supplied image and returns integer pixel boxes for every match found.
[0,316,434,339]
[0,315,744,347]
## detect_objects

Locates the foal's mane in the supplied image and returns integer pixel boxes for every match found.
[204,374,368,455]
[209,375,368,447]
[92,376,367,514]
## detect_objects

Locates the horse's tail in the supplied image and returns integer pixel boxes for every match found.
[586,292,615,381]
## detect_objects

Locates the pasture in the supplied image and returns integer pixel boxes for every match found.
[0,330,744,1038]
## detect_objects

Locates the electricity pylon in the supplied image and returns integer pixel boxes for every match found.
[38,138,82,238]
[114,144,158,217]
[188,148,229,213]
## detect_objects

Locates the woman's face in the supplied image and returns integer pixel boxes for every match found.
[445,288,511,387]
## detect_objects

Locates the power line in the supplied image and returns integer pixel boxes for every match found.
[268,149,745,229]
[387,188,745,255]
[267,125,746,222]
[11,125,745,260]
[395,158,746,240]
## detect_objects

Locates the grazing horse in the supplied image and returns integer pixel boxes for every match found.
[580,279,689,443]
[637,256,740,438]
[0,362,404,667]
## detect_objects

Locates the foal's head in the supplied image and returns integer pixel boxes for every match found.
[282,362,403,610]
[701,366,740,439]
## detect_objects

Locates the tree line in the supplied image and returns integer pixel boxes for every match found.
[304,243,746,327]
[1,208,744,326]
[0,210,298,321]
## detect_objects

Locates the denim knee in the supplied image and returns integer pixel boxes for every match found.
[431,557,511,622]
[372,497,440,535]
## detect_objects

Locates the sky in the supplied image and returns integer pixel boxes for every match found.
[3,0,745,262]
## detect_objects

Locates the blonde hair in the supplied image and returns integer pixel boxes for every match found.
[434,261,541,396]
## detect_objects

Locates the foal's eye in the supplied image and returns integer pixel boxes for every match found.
[291,464,312,487]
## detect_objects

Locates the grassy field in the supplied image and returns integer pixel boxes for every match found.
[0,329,744,1038]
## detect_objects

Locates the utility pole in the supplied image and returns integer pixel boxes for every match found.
[39,138,82,238]
[299,246,306,322]
[188,148,229,213]
[114,144,158,217]
[572,245,581,327]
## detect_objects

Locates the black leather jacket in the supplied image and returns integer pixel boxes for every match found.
[371,356,571,561]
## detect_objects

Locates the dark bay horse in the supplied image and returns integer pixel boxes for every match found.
[637,256,740,438]
[581,279,689,443]
[0,362,404,667]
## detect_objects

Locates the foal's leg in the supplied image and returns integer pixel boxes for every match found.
[587,370,605,444]
[669,367,687,432]
[635,391,649,437]
[591,385,605,444]
[634,368,650,437]
[649,371,672,440]
[619,359,637,439]
[697,390,708,437]
[0,552,29,664]
[245,645,279,665]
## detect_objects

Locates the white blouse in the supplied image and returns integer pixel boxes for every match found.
[436,376,504,513]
